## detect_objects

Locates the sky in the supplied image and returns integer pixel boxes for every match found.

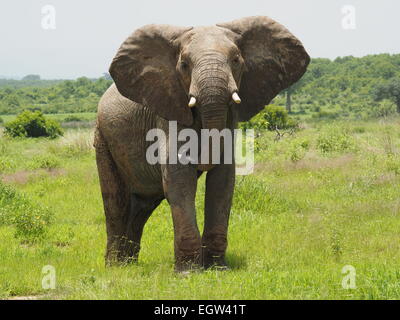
[0,0,398,79]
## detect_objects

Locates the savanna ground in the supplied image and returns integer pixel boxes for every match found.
[1,115,400,300]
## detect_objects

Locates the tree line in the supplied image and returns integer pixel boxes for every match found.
[0,54,400,119]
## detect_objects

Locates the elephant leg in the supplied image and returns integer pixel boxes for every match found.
[202,163,235,269]
[162,165,201,272]
[125,194,163,261]
[96,143,161,265]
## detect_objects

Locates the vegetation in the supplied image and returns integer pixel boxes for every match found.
[0,77,111,114]
[373,78,400,113]
[279,54,400,119]
[0,181,53,242]
[0,118,399,299]
[4,111,63,139]
[0,54,399,119]
[1,53,400,299]
[240,105,298,131]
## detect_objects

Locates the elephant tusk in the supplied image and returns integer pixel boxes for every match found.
[188,96,196,108]
[232,92,241,104]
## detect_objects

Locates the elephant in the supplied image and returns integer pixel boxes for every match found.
[94,16,309,272]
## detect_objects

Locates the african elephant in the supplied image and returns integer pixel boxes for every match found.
[94,16,309,272]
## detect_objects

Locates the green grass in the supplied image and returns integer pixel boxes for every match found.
[1,117,400,299]
[0,112,96,124]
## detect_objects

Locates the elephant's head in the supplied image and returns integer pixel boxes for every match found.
[109,16,310,130]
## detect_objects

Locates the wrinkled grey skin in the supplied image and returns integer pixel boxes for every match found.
[94,16,309,272]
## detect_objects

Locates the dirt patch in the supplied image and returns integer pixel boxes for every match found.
[292,154,355,171]
[1,168,66,185]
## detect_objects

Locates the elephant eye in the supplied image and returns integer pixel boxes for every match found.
[232,54,241,65]
[180,61,189,71]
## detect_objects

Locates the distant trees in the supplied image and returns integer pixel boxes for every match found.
[283,78,306,113]
[0,54,400,119]
[282,54,400,119]
[22,74,41,81]
[0,77,112,115]
[373,78,400,113]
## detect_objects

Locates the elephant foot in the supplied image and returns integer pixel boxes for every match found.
[174,254,202,273]
[105,253,138,267]
[203,258,229,270]
[105,240,140,267]
[202,249,229,270]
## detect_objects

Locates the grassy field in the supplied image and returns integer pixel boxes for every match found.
[1,117,400,299]
[0,112,96,124]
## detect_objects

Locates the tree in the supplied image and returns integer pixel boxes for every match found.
[282,77,306,113]
[373,78,400,113]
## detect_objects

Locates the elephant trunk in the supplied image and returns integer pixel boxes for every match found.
[192,54,231,131]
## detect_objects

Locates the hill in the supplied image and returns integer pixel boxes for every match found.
[0,54,400,118]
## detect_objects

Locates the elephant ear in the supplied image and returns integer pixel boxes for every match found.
[109,25,193,126]
[218,16,310,122]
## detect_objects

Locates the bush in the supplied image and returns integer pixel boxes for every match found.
[29,154,61,170]
[63,115,83,122]
[287,139,310,162]
[371,100,397,118]
[240,105,298,131]
[263,105,291,130]
[312,110,340,120]
[4,111,63,139]
[0,157,16,173]
[0,181,53,241]
[0,117,3,124]
[240,112,269,130]
[385,154,400,175]
[288,145,306,162]
[317,128,355,154]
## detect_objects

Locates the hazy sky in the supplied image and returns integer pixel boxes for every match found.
[0,0,398,79]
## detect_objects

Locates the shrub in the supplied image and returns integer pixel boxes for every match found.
[4,111,63,139]
[386,154,400,175]
[287,139,310,162]
[289,146,306,162]
[0,181,53,241]
[371,100,396,118]
[240,112,269,130]
[29,154,61,170]
[240,105,298,131]
[63,115,83,122]
[0,117,3,124]
[317,128,355,154]
[312,110,340,120]
[0,157,16,173]
[263,105,290,130]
